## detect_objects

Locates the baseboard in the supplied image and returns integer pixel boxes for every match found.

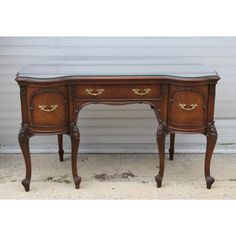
[1,143,236,154]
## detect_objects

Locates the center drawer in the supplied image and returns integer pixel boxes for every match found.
[75,84,161,100]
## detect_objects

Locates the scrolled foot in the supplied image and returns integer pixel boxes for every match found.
[73,176,82,189]
[206,176,215,189]
[21,178,30,192]
[155,174,163,188]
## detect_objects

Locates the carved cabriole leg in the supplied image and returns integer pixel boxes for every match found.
[205,122,217,189]
[155,122,167,188]
[18,124,31,192]
[169,133,175,161]
[70,123,82,189]
[58,134,64,162]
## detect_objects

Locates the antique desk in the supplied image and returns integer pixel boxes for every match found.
[16,61,220,191]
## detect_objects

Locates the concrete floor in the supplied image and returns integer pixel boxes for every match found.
[0,153,236,199]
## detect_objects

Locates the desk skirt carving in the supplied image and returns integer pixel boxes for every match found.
[16,74,220,191]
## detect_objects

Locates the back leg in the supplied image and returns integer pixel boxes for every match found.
[169,133,175,161]
[58,134,64,162]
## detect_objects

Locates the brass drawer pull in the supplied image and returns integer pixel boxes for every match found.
[85,88,104,96]
[178,103,198,111]
[132,88,151,96]
[38,104,58,112]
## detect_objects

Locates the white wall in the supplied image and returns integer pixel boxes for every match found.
[0,37,235,153]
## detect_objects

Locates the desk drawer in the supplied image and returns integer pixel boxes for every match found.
[27,87,68,131]
[76,84,161,100]
[168,85,208,130]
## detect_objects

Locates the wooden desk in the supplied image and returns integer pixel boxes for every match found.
[16,61,220,191]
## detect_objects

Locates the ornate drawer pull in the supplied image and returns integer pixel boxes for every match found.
[85,88,104,96]
[38,104,58,112]
[132,88,151,96]
[178,103,198,111]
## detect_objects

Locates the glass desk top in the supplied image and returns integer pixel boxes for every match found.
[17,59,218,79]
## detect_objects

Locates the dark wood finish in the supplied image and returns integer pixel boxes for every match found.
[169,133,175,161]
[70,123,81,189]
[16,74,220,191]
[76,84,161,100]
[57,134,64,162]
[27,86,69,133]
[205,122,217,189]
[155,122,167,187]
[18,124,31,191]
[168,85,208,132]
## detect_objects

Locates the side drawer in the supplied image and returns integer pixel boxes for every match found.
[27,86,68,132]
[167,85,209,131]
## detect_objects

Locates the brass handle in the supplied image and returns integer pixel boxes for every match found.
[178,103,198,111]
[38,104,58,112]
[85,88,104,96]
[132,88,151,96]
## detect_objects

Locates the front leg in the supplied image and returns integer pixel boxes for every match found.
[205,122,217,189]
[155,122,167,188]
[18,124,31,192]
[70,123,82,189]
